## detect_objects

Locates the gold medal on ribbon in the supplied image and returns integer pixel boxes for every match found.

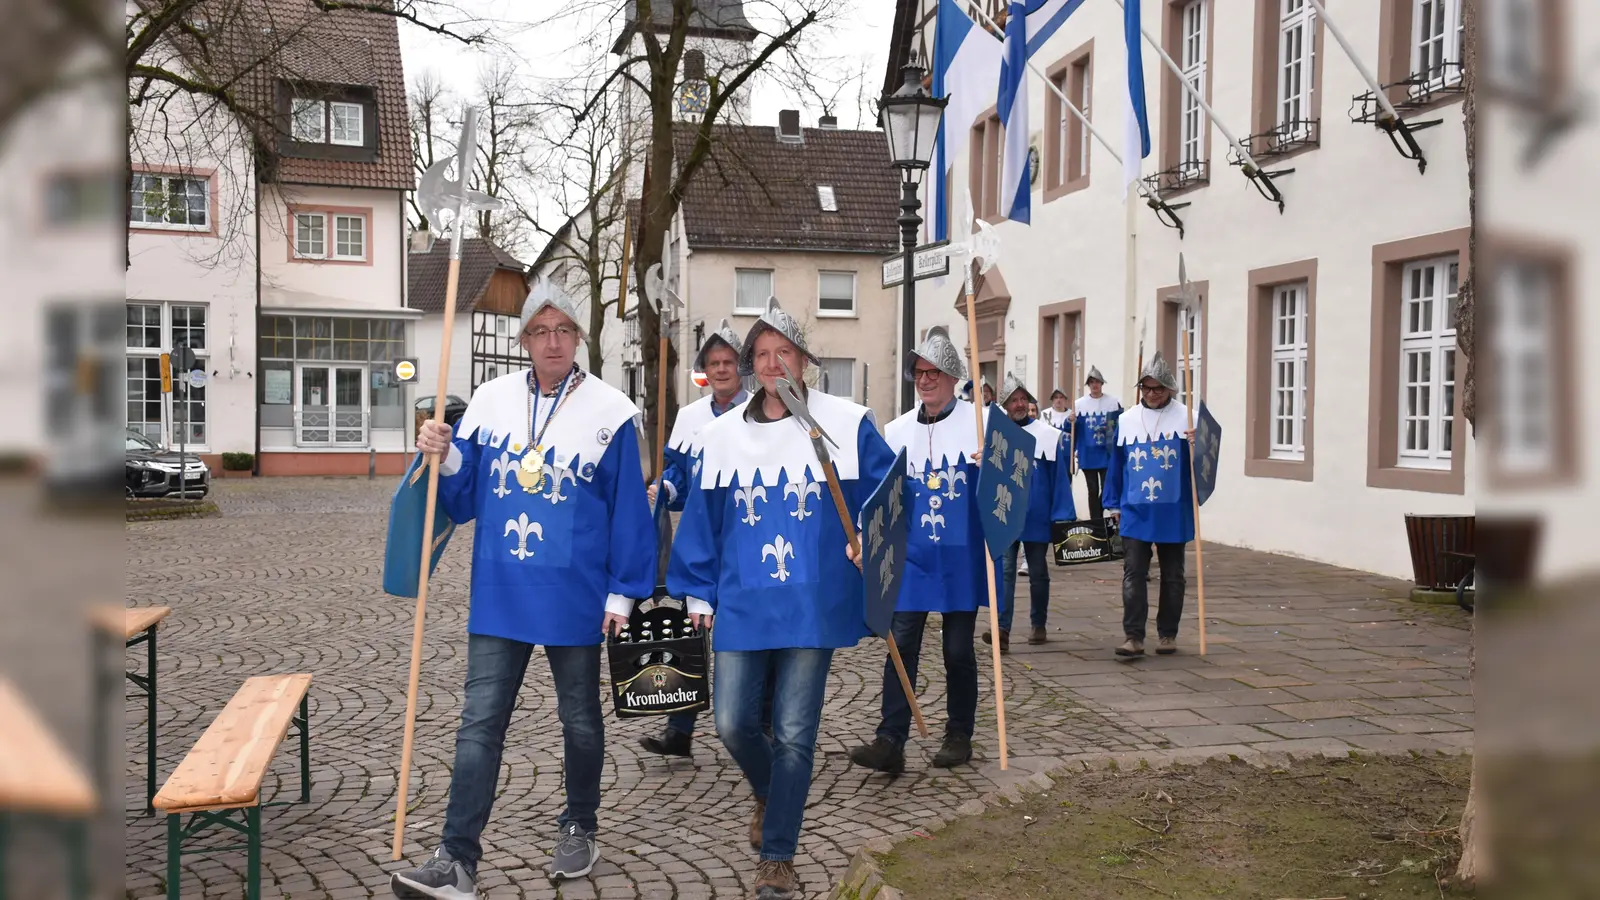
[516,446,545,493]
[926,472,941,490]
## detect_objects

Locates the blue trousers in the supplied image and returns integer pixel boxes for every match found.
[876,611,978,746]
[1000,541,1052,632]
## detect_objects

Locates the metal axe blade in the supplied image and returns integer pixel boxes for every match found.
[775,358,840,453]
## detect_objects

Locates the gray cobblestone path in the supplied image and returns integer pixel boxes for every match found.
[124,478,1472,898]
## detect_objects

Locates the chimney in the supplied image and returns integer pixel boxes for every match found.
[818,114,838,129]
[777,109,802,143]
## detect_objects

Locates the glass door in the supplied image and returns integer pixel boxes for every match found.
[297,364,368,446]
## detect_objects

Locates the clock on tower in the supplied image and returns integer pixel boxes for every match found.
[676,81,710,119]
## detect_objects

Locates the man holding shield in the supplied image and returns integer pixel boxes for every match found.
[390,278,655,898]
[849,326,988,773]
[667,296,895,900]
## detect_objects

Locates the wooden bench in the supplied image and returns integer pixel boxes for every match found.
[0,677,97,900]
[153,674,312,900]
[91,605,172,814]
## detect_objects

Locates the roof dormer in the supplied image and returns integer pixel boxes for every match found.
[276,80,379,163]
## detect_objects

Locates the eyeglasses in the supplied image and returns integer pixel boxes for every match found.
[1140,383,1170,392]
[525,325,579,342]
[912,368,943,382]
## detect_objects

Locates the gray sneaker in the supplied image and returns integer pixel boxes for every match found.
[549,822,599,880]
[391,848,475,900]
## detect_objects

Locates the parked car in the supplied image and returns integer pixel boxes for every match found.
[415,394,468,427]
[125,429,210,499]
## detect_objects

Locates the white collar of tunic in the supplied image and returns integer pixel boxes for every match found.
[1075,394,1123,414]
[456,370,641,482]
[1117,401,1190,445]
[695,389,872,488]
[885,399,980,474]
[667,394,719,454]
[1021,417,1061,461]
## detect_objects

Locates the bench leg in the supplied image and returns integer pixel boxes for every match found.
[165,813,181,900]
[146,625,160,816]
[0,811,11,900]
[64,820,89,900]
[245,806,261,900]
[295,695,311,804]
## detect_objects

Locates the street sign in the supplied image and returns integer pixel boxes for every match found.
[159,353,172,394]
[881,240,952,288]
[188,370,208,388]
[394,358,419,383]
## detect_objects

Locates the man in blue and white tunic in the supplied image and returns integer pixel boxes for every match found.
[639,318,748,759]
[1103,352,1194,658]
[392,277,655,899]
[986,376,1076,650]
[1072,366,1124,522]
[849,327,990,774]
[667,297,895,900]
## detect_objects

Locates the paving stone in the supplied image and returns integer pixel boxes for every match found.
[1256,717,1392,739]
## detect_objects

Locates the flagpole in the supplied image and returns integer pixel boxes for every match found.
[1181,324,1207,656]
[1304,0,1402,124]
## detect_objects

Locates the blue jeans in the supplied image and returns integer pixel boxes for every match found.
[1000,541,1052,632]
[877,611,977,746]
[663,660,775,737]
[714,648,834,862]
[441,635,604,875]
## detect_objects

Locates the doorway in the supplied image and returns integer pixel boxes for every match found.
[296,363,368,446]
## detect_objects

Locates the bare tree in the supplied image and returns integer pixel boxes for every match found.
[408,68,452,232]
[472,59,540,254]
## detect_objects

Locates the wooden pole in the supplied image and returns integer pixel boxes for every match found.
[1181,325,1207,656]
[616,212,633,321]
[963,273,1008,770]
[393,254,462,859]
[654,333,669,482]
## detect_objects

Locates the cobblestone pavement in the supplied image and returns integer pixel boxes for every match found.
[125,477,1473,899]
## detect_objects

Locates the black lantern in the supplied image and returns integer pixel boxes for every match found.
[877,56,947,184]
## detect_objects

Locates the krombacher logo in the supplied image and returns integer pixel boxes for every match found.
[624,687,701,708]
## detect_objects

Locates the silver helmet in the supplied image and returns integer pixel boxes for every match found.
[1001,374,1035,405]
[1137,351,1180,392]
[519,275,586,340]
[1085,365,1105,385]
[694,318,742,371]
[738,296,818,377]
[903,325,966,382]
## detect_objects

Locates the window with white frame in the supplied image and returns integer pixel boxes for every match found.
[1073,57,1091,180]
[126,302,209,446]
[735,268,774,314]
[1277,0,1317,135]
[1178,0,1207,173]
[330,101,364,145]
[1398,256,1459,468]
[291,98,325,142]
[1178,303,1202,409]
[291,97,366,146]
[819,358,855,398]
[1412,0,1465,88]
[1488,0,1542,98]
[816,185,838,211]
[129,173,209,231]
[818,271,856,316]
[1270,282,1309,459]
[294,211,366,261]
[1493,259,1553,475]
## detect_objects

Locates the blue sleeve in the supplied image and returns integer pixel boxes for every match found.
[850,415,897,515]
[1051,432,1076,522]
[661,445,691,512]
[667,479,726,609]
[435,438,479,526]
[603,419,657,598]
[1103,440,1124,512]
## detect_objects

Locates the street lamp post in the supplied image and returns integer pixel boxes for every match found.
[878,55,947,415]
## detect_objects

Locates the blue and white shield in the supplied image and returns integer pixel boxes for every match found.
[859,449,909,638]
[382,454,457,598]
[977,405,1036,551]
[1193,401,1222,507]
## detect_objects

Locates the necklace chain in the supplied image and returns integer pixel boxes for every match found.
[527,367,576,454]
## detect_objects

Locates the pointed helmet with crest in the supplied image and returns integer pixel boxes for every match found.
[904,325,966,382]
[738,296,819,376]
[1085,365,1106,385]
[1001,374,1035,406]
[694,317,743,371]
[519,275,587,340]
[1137,351,1181,393]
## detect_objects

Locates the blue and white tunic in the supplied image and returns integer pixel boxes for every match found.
[884,399,997,615]
[436,369,657,647]
[1072,393,1124,471]
[1102,401,1194,544]
[1018,416,1077,544]
[666,389,896,652]
[659,390,747,512]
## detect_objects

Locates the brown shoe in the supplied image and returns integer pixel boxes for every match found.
[1115,638,1144,657]
[753,859,796,899]
[982,629,1011,653]
[749,796,766,850]
[1028,626,1047,645]
[1156,636,1177,655]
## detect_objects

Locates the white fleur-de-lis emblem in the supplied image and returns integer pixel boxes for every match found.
[735,485,767,526]
[941,467,967,501]
[762,534,795,582]
[988,432,1010,469]
[1129,447,1150,472]
[504,512,543,560]
[1141,476,1162,502]
[992,484,1013,524]
[544,465,577,503]
[888,481,903,526]
[1152,445,1178,471]
[1011,448,1030,486]
[784,480,822,520]
[920,495,946,541]
[878,546,896,597]
[866,506,885,558]
[692,456,703,478]
[489,452,513,498]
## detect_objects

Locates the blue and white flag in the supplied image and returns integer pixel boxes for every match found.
[1122,0,1152,194]
[931,0,1002,242]
[1019,0,1089,57]
[999,1,1088,226]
